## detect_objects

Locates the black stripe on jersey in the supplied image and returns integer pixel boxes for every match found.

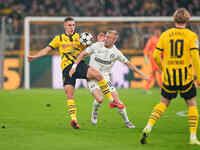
[185,67,188,81]
[173,69,176,86]
[178,69,183,86]
[48,45,55,50]
[190,48,199,51]
[69,35,73,41]
[67,52,76,59]
[60,34,63,41]
[166,68,171,86]
[156,47,164,51]
[63,53,74,63]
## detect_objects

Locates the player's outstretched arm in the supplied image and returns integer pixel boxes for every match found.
[126,61,150,81]
[28,46,52,62]
[69,50,90,77]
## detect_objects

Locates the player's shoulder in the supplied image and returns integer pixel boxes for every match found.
[73,32,80,37]
[113,45,120,51]
[185,28,198,37]
[91,42,104,47]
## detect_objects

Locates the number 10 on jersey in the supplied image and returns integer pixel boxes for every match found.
[170,39,184,58]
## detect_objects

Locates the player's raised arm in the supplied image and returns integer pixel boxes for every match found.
[27,46,52,62]
[69,42,96,77]
[69,50,90,77]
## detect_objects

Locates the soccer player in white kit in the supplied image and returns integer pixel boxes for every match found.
[69,30,150,128]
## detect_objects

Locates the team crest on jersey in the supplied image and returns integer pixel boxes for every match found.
[110,53,115,59]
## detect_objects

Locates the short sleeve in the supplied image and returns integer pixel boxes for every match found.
[190,33,199,50]
[85,43,97,54]
[48,35,60,49]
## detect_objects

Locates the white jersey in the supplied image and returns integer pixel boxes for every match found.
[86,42,128,74]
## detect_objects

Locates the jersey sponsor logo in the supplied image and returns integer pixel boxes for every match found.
[62,43,79,48]
[167,60,184,65]
[95,57,112,65]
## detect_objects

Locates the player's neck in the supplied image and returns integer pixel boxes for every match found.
[65,31,74,36]
[104,43,113,48]
[175,24,186,28]
[104,45,113,48]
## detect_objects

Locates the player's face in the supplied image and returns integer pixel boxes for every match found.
[154,29,161,36]
[104,33,117,48]
[64,20,75,35]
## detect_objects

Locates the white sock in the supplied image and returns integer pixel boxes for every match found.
[118,108,129,123]
[92,100,101,113]
[190,133,197,140]
[145,123,152,130]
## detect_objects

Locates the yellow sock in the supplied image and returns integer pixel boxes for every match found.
[67,99,77,120]
[148,102,167,126]
[98,79,113,102]
[188,106,199,135]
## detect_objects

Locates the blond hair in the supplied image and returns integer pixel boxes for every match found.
[173,8,191,24]
[106,30,119,38]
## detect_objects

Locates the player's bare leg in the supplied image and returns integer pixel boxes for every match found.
[143,73,154,94]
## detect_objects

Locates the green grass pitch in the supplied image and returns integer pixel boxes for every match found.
[0,88,200,150]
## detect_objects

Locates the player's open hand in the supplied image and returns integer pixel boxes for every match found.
[69,68,76,77]
[97,32,105,42]
[143,75,151,81]
[27,56,36,62]
[196,81,200,88]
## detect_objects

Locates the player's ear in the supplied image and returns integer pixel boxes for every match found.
[114,35,119,42]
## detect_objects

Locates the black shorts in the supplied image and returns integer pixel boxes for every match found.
[161,81,196,100]
[62,61,89,86]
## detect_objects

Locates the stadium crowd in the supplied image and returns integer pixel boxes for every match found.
[0,0,200,50]
[1,0,200,17]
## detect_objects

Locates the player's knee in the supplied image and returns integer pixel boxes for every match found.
[96,73,104,81]
[65,91,74,99]
[97,96,104,103]
[88,68,103,81]
[186,97,197,107]
[91,69,103,81]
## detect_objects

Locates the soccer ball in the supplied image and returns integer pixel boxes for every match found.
[80,32,93,46]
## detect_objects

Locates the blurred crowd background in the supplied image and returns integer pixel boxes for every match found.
[0,0,200,51]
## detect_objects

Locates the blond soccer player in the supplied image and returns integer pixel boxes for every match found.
[141,8,200,145]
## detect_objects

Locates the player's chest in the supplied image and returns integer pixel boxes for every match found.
[60,37,80,49]
[95,49,116,61]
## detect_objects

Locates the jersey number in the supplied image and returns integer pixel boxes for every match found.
[170,39,184,58]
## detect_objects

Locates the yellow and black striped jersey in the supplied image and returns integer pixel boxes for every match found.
[153,27,200,86]
[49,32,85,70]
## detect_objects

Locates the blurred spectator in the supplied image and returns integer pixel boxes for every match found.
[0,0,200,52]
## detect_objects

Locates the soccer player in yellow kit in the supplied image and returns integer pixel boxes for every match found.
[28,17,118,129]
[141,8,200,145]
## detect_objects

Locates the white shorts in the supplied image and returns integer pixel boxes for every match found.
[87,74,116,93]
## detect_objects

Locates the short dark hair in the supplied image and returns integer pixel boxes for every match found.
[64,17,74,22]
